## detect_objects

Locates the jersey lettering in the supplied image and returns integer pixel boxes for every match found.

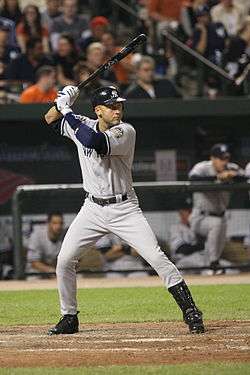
[83,146,93,158]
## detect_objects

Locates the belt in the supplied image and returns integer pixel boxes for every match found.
[200,210,225,218]
[86,193,128,206]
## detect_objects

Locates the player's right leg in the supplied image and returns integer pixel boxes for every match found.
[48,199,108,335]
[109,200,205,334]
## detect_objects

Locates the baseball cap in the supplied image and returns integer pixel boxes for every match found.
[210,143,231,160]
[90,16,110,29]
[195,5,210,17]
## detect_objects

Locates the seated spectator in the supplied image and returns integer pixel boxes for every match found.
[19,65,57,103]
[41,0,62,32]
[125,55,181,99]
[50,0,88,52]
[80,15,110,51]
[179,0,208,40]
[85,42,116,83]
[148,0,183,25]
[188,143,246,274]
[73,60,112,99]
[95,233,147,278]
[16,4,49,53]
[189,4,227,96]
[101,31,133,88]
[6,37,54,85]
[222,16,250,94]
[0,24,20,80]
[211,0,245,36]
[0,15,17,46]
[26,212,65,277]
[169,202,206,271]
[0,0,22,25]
[53,33,79,87]
[190,5,227,66]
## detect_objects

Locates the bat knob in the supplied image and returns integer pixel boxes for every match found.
[137,34,147,44]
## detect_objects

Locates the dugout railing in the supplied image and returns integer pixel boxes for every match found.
[11,181,250,279]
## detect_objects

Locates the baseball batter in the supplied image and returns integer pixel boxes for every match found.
[44,85,204,335]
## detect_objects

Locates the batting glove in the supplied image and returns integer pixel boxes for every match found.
[60,85,80,106]
[55,94,72,116]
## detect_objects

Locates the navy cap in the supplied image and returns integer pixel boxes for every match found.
[210,143,231,160]
[195,5,210,17]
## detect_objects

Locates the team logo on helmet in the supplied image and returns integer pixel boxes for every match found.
[111,89,118,99]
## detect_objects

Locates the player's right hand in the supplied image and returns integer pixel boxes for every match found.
[55,92,71,111]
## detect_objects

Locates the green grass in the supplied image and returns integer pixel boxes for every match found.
[0,363,250,375]
[0,284,249,325]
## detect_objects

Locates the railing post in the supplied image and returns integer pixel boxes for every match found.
[12,188,25,280]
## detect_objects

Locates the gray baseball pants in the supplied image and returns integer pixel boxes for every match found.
[56,197,183,315]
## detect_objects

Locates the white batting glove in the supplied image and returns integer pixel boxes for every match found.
[60,85,80,106]
[55,93,72,116]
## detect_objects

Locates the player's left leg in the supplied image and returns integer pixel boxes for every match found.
[108,200,205,333]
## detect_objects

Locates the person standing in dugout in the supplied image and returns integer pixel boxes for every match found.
[44,85,205,335]
[188,144,246,273]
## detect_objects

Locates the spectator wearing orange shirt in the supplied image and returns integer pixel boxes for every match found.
[16,5,49,53]
[148,0,183,37]
[19,65,57,103]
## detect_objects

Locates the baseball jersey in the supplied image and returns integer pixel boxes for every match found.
[169,223,198,255]
[27,226,64,267]
[60,115,136,198]
[189,160,243,214]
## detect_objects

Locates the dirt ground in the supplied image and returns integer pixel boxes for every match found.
[0,274,249,367]
[0,321,249,367]
[1,273,250,291]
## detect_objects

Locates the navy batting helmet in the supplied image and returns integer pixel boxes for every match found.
[91,86,126,108]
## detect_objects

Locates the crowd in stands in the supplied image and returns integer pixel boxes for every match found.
[1,0,250,102]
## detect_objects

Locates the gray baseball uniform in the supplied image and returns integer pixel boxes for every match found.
[56,114,182,315]
[188,160,244,264]
[169,222,206,269]
[26,225,64,273]
[95,233,147,278]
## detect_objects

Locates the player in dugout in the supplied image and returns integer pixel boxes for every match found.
[188,143,246,274]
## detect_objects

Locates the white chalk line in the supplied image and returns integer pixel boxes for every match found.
[19,348,146,352]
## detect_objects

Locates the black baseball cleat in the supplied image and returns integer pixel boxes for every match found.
[48,312,79,335]
[183,308,205,334]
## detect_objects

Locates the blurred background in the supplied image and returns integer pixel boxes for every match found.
[1,0,250,280]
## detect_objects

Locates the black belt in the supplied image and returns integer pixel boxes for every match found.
[87,193,128,206]
[200,210,225,217]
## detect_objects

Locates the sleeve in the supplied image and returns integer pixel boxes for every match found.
[19,89,31,103]
[188,163,216,181]
[169,225,186,253]
[60,116,77,141]
[27,231,43,263]
[148,0,160,14]
[105,123,136,156]
[229,163,248,182]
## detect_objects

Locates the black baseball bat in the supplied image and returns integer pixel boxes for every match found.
[77,34,147,89]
